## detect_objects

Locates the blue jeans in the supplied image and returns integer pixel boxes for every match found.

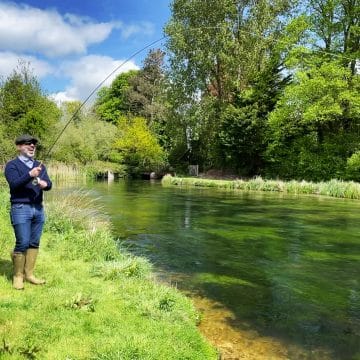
[10,203,45,253]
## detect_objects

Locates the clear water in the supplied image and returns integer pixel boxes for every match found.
[76,180,360,359]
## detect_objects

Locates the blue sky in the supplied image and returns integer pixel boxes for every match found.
[0,0,171,102]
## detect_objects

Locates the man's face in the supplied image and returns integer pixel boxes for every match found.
[17,141,36,158]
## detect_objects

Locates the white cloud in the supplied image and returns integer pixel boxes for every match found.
[0,51,53,79]
[119,21,155,39]
[51,55,139,102]
[0,2,117,57]
[49,91,77,106]
[0,3,153,104]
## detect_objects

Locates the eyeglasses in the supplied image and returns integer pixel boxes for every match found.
[22,141,37,146]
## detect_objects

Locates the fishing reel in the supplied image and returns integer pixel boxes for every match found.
[32,177,41,186]
[31,161,42,186]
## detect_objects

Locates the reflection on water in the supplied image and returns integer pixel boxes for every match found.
[57,180,360,359]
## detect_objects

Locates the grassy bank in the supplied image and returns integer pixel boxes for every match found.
[162,175,360,200]
[0,188,217,359]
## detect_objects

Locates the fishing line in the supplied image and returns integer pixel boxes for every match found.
[43,24,355,159]
[44,35,167,159]
[44,25,223,158]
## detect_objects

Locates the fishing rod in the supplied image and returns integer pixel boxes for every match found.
[43,35,167,160]
[41,25,355,161]
[42,25,223,160]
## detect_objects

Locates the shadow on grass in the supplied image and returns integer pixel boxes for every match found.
[0,258,13,281]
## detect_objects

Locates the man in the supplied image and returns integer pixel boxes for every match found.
[4,134,52,290]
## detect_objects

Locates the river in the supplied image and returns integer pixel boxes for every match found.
[62,179,360,359]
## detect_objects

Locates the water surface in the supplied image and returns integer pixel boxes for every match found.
[78,180,360,359]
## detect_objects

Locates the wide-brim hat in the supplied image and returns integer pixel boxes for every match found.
[15,134,39,145]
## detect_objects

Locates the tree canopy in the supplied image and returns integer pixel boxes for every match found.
[2,0,359,181]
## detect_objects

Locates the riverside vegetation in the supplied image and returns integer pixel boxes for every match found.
[1,0,359,182]
[0,184,217,359]
[162,175,360,200]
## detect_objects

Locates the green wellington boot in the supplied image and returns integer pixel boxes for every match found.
[25,248,46,285]
[12,252,25,290]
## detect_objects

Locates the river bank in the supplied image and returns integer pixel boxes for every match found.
[162,174,360,200]
[0,187,217,359]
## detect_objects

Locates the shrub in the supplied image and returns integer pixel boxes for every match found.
[345,151,360,181]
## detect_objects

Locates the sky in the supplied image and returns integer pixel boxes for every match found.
[0,0,171,103]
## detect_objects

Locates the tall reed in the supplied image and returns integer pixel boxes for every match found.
[162,175,360,199]
[47,161,86,181]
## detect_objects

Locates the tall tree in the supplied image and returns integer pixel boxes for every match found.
[94,70,138,124]
[113,116,166,175]
[266,0,360,180]
[0,61,60,162]
[126,49,168,141]
[164,0,297,171]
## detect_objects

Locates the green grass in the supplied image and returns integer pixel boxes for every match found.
[0,188,217,360]
[162,174,360,199]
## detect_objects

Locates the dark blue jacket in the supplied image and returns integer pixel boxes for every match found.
[4,158,52,204]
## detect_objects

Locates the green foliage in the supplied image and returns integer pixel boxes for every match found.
[44,190,120,261]
[164,0,299,174]
[162,0,360,181]
[51,113,118,165]
[163,175,360,199]
[92,62,170,176]
[127,49,167,128]
[267,61,360,180]
[345,151,360,181]
[158,296,176,312]
[218,103,264,174]
[60,100,84,124]
[114,117,167,174]
[0,61,61,162]
[94,70,138,123]
[83,161,127,178]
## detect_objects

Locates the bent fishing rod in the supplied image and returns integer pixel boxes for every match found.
[40,24,230,161]
[39,24,350,164]
[42,35,167,162]
[30,36,167,184]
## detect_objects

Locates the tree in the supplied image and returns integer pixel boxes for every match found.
[127,49,166,122]
[307,0,359,73]
[218,57,292,175]
[60,101,84,124]
[113,117,166,174]
[94,70,138,124]
[0,61,61,162]
[164,0,297,172]
[51,113,118,165]
[126,49,169,147]
[267,61,360,180]
[266,0,360,180]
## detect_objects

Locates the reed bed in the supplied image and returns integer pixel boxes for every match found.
[47,161,86,181]
[162,175,360,200]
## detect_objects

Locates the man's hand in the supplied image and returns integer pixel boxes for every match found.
[29,166,42,178]
[38,180,48,189]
